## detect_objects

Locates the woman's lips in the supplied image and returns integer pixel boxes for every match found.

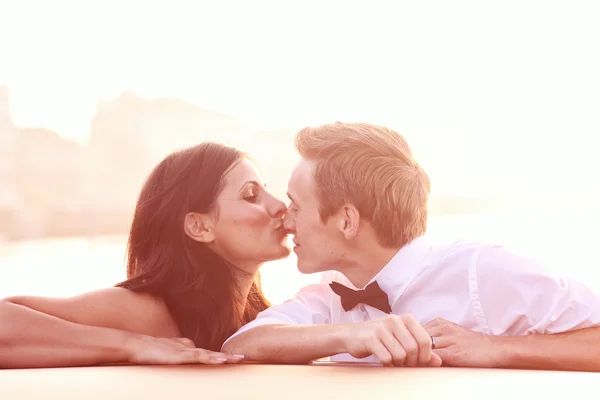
[274,226,287,238]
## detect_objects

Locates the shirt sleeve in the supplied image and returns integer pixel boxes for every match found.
[473,245,600,335]
[222,274,335,348]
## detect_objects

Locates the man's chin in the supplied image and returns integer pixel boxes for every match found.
[296,261,324,275]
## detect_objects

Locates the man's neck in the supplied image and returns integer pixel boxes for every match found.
[339,245,402,289]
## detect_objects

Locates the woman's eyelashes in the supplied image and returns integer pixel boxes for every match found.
[243,188,259,203]
[244,195,258,203]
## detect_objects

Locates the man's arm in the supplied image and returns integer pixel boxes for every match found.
[499,326,600,371]
[428,245,600,371]
[222,323,347,364]
[425,319,600,372]
[224,313,442,367]
[222,281,336,363]
[224,274,440,367]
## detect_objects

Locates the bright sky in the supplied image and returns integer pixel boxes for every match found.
[1,0,599,195]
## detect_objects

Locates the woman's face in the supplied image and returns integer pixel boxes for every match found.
[206,158,290,272]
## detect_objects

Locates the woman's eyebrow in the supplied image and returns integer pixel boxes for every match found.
[237,180,264,193]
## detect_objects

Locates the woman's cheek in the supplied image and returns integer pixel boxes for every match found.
[232,205,271,229]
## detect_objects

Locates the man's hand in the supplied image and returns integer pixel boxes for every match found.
[340,315,442,367]
[424,317,503,368]
[126,335,245,365]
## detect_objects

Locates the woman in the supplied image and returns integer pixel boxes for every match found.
[0,142,290,368]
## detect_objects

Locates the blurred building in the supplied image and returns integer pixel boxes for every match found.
[84,92,253,214]
[12,127,83,238]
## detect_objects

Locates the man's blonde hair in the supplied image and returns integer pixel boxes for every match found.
[295,122,430,248]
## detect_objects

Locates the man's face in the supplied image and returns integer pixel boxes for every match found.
[284,160,345,274]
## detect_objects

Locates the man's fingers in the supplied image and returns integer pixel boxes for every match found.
[424,318,462,338]
[378,329,407,366]
[428,352,443,367]
[423,317,448,328]
[424,323,447,338]
[368,339,394,366]
[390,321,419,367]
[402,316,431,366]
[428,336,451,349]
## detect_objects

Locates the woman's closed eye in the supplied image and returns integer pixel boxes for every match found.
[243,190,259,203]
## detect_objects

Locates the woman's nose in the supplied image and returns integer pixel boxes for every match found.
[283,212,295,233]
[269,198,287,219]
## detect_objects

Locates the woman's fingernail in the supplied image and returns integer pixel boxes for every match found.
[232,354,245,359]
[215,357,227,362]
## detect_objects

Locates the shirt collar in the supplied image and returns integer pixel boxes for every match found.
[364,235,432,306]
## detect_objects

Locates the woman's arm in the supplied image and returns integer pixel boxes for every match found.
[0,299,137,368]
[0,288,242,368]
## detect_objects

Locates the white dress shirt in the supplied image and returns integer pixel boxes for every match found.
[225,237,600,362]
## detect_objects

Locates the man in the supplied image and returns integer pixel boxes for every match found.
[222,121,600,371]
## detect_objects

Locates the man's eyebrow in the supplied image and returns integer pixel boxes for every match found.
[238,180,264,193]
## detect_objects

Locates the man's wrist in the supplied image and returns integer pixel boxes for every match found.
[330,324,351,355]
[486,335,514,368]
[488,334,542,369]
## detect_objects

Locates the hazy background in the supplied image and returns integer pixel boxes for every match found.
[1,0,599,303]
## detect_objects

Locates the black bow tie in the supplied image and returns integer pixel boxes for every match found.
[329,281,392,314]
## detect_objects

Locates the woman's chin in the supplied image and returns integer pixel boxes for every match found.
[269,243,292,261]
[277,244,292,259]
[254,241,292,264]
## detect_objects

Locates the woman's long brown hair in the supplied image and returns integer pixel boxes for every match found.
[115,142,270,351]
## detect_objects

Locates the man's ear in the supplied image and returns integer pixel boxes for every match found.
[184,212,215,243]
[336,204,360,240]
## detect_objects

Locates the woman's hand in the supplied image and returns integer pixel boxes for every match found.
[126,335,245,365]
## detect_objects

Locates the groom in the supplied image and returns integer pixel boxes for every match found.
[223,121,600,370]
